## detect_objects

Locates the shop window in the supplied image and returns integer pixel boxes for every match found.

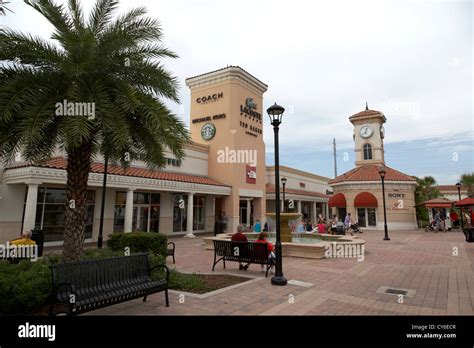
[114,192,160,233]
[28,187,95,242]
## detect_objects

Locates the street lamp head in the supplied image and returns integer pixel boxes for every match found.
[281,177,287,185]
[378,166,386,179]
[456,182,461,189]
[267,102,285,125]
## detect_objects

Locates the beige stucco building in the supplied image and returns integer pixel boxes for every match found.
[0,66,331,246]
[328,106,418,230]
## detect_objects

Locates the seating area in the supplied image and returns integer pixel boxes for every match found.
[49,253,169,316]
[212,240,274,277]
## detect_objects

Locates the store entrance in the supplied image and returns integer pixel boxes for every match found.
[357,208,377,228]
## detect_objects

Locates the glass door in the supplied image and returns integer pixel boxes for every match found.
[367,208,377,227]
[133,205,149,232]
[357,208,367,227]
[150,205,160,232]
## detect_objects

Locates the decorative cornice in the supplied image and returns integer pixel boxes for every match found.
[4,166,231,195]
[185,66,268,94]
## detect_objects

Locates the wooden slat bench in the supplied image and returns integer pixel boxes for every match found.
[212,240,273,277]
[48,253,169,315]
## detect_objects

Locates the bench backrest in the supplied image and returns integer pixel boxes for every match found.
[213,240,269,263]
[50,253,150,291]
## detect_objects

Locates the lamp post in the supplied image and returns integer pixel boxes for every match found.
[378,166,390,241]
[456,182,463,229]
[281,177,287,213]
[267,102,287,286]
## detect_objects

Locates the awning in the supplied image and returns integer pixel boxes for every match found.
[354,192,378,207]
[424,198,454,208]
[328,193,346,208]
[455,197,474,207]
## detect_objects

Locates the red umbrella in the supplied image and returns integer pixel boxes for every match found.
[455,197,474,207]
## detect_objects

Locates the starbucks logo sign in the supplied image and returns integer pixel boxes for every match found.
[201,123,216,140]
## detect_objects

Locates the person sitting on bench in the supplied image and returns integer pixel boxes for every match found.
[255,232,276,274]
[231,224,251,271]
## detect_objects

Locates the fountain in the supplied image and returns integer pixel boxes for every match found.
[265,212,301,242]
[202,212,366,259]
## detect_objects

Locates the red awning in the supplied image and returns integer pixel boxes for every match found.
[455,197,474,207]
[328,193,346,208]
[354,192,378,207]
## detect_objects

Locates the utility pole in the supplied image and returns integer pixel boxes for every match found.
[333,138,337,178]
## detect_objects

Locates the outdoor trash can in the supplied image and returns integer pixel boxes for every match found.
[31,228,44,257]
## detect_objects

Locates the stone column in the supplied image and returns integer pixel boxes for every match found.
[297,200,302,214]
[184,192,195,238]
[312,202,317,222]
[124,188,134,232]
[23,183,39,231]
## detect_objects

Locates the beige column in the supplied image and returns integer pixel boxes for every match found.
[184,192,195,238]
[312,202,317,222]
[23,183,39,231]
[297,200,302,214]
[124,188,134,232]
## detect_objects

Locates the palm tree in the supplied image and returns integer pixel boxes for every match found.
[460,173,474,198]
[0,0,189,261]
[414,176,440,223]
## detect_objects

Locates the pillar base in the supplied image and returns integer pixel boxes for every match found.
[183,233,196,238]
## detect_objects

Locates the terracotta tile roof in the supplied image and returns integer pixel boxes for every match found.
[266,184,329,198]
[349,109,383,118]
[434,185,467,192]
[328,165,416,184]
[422,198,455,208]
[8,157,230,187]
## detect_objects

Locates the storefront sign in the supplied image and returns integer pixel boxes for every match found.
[246,165,256,184]
[192,113,226,124]
[240,121,262,136]
[326,190,334,195]
[196,92,223,104]
[388,193,405,198]
[201,123,216,141]
[240,97,262,122]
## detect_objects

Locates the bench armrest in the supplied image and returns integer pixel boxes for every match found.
[51,282,76,303]
[167,242,175,250]
[150,264,170,284]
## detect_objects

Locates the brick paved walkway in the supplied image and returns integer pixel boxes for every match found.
[87,229,474,315]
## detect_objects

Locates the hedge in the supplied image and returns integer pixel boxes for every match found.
[0,249,165,315]
[107,232,168,257]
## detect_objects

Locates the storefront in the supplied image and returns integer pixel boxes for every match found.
[0,66,331,245]
[328,105,418,231]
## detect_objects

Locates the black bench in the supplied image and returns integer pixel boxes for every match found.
[167,242,176,263]
[212,240,273,277]
[48,253,169,316]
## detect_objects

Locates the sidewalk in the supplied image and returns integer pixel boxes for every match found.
[86,229,474,315]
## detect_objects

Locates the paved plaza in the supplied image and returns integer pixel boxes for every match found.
[88,229,474,315]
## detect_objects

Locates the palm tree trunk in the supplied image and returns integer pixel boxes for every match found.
[63,142,92,262]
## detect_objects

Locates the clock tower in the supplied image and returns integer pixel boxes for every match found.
[349,103,386,167]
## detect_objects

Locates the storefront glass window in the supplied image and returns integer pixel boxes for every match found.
[114,192,160,233]
[29,187,95,242]
[193,195,206,231]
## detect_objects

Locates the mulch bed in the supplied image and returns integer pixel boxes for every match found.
[190,274,249,294]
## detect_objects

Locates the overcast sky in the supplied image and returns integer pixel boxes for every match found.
[2,0,473,183]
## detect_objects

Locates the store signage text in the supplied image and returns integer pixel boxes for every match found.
[192,113,226,124]
[196,92,223,104]
[388,193,405,198]
[240,97,262,122]
[240,121,262,137]
[246,165,257,184]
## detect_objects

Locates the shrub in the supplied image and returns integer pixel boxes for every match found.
[107,232,168,257]
[0,247,167,315]
[0,259,51,315]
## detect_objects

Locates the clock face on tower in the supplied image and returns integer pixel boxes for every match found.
[360,125,373,138]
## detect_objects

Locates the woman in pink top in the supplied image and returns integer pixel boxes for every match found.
[255,232,276,273]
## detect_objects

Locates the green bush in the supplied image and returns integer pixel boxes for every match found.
[0,247,167,315]
[107,232,168,257]
[0,259,52,315]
